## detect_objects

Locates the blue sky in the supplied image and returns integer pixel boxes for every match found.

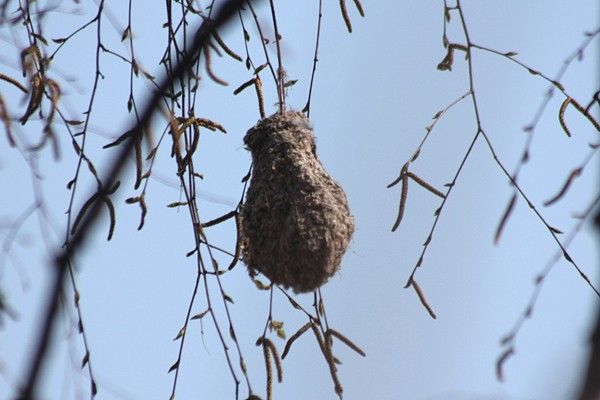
[1,1,599,399]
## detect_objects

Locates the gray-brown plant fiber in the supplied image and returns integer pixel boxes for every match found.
[241,111,354,293]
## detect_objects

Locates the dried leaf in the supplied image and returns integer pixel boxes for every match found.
[544,168,582,206]
[71,139,82,156]
[234,78,256,95]
[263,338,283,384]
[262,339,273,399]
[495,193,517,244]
[496,347,514,382]
[254,76,265,118]
[549,226,563,234]
[121,26,130,42]
[168,360,179,373]
[282,322,312,359]
[33,33,48,46]
[173,327,185,340]
[191,310,209,320]
[327,329,365,356]
[558,97,572,137]
[212,30,242,61]
[71,192,100,236]
[270,321,283,330]
[167,201,188,208]
[552,80,564,91]
[339,0,352,33]
[390,167,409,232]
[287,297,301,310]
[567,95,600,132]
[142,70,155,80]
[103,129,135,149]
[20,73,44,125]
[203,43,228,86]
[413,280,436,318]
[406,172,445,198]
[195,118,226,133]
[352,0,365,16]
[254,279,271,290]
[228,213,242,271]
[102,197,116,240]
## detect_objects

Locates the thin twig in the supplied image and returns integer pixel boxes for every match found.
[17,1,247,398]
[268,0,285,113]
[304,0,322,116]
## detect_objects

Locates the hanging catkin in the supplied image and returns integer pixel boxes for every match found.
[240,111,354,293]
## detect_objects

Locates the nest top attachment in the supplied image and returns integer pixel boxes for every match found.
[241,111,354,293]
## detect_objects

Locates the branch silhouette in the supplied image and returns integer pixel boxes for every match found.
[16,1,247,398]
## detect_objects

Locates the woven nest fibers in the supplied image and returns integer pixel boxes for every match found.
[240,111,354,293]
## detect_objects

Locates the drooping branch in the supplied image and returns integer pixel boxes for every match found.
[576,203,600,400]
[15,1,247,398]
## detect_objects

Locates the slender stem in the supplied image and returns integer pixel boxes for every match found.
[305,0,323,117]
[269,0,285,113]
[16,1,247,398]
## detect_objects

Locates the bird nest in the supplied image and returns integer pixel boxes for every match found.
[240,111,354,293]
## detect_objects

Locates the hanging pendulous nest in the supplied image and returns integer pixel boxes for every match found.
[240,111,354,293]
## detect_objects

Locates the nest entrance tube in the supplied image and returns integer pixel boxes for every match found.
[240,111,354,293]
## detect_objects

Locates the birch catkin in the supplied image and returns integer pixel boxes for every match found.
[241,111,354,293]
